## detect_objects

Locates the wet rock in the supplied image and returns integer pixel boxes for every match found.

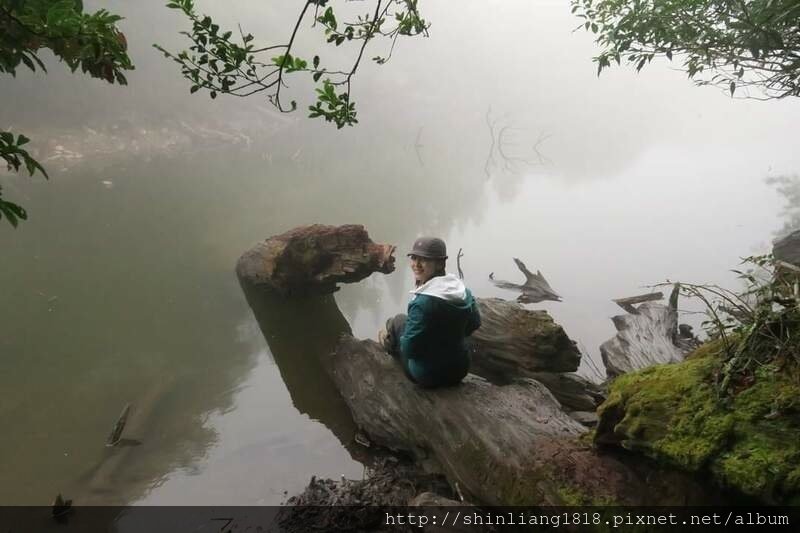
[235,224,396,294]
[408,494,495,533]
[278,457,453,532]
[408,492,465,507]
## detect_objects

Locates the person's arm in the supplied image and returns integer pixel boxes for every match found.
[400,297,430,360]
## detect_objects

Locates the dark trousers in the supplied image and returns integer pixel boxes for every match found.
[384,314,418,384]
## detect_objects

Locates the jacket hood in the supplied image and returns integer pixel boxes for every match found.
[411,273,471,304]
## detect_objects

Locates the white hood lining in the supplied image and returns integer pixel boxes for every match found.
[411,273,467,302]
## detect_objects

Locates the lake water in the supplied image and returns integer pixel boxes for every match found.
[2,0,799,506]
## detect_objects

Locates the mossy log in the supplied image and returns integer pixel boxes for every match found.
[321,335,727,506]
[595,342,800,505]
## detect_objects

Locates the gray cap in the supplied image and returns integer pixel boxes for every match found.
[407,237,447,259]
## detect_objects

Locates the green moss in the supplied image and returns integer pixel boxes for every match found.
[553,483,615,506]
[598,354,733,470]
[595,342,800,504]
[579,428,596,446]
[554,485,585,506]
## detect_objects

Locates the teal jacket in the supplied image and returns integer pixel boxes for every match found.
[399,274,481,387]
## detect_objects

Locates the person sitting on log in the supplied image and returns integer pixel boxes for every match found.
[378,237,481,387]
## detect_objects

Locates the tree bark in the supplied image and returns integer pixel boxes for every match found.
[600,285,691,379]
[469,298,581,376]
[322,336,729,506]
[235,224,396,295]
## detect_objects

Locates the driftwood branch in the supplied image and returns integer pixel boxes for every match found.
[489,258,561,304]
[105,403,131,447]
[612,292,663,314]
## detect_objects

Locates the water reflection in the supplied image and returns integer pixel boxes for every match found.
[237,280,359,455]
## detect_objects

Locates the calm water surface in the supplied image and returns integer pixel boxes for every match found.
[2,0,799,505]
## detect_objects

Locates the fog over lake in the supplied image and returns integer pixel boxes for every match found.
[2,0,799,505]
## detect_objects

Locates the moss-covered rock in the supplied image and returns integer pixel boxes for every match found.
[595,341,800,504]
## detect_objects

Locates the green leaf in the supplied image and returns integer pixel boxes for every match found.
[0,203,20,228]
[20,54,36,72]
[1,200,27,225]
[313,55,320,68]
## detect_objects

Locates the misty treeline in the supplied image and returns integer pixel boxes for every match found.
[2,0,800,227]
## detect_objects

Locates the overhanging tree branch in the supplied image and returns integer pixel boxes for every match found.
[572,0,800,99]
[1,0,133,228]
[156,0,430,128]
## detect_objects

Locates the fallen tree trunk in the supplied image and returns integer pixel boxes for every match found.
[234,227,725,505]
[322,336,729,506]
